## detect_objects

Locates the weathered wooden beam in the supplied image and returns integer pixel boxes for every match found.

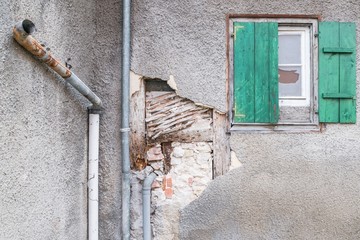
[213,111,231,178]
[130,78,147,170]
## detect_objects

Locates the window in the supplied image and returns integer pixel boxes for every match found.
[229,17,356,131]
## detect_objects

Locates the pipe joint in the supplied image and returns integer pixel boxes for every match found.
[88,108,103,115]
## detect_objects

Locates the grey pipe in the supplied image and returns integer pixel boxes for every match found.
[143,173,157,240]
[121,0,131,239]
[13,20,102,110]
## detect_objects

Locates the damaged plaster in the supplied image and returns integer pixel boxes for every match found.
[229,150,242,171]
[167,75,178,92]
[129,76,230,239]
[130,71,142,96]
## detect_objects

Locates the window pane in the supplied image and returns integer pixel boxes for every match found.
[279,66,302,97]
[278,34,301,64]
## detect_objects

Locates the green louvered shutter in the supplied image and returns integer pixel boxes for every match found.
[319,22,356,123]
[233,22,279,123]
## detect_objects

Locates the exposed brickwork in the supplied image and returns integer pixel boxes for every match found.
[151,142,213,239]
[147,144,164,161]
[130,142,213,239]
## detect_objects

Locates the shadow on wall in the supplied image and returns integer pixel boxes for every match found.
[179,161,360,240]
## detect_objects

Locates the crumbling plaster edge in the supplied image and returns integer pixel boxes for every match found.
[130,70,227,115]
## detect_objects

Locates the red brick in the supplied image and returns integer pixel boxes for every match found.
[166,176,172,188]
[162,175,173,198]
[146,145,164,161]
[164,188,173,199]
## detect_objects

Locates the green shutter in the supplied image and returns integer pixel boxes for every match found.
[319,22,356,123]
[233,22,279,123]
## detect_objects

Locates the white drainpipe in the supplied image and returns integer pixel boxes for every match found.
[88,113,100,240]
[13,20,102,240]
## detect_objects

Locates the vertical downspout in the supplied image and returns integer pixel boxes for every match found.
[143,173,157,240]
[88,112,100,240]
[121,0,131,239]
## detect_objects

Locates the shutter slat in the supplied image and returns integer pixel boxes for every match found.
[319,22,341,123]
[319,22,340,122]
[254,23,270,123]
[339,22,356,123]
[233,22,255,123]
[254,23,279,123]
[268,23,279,123]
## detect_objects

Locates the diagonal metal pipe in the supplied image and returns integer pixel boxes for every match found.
[13,20,102,110]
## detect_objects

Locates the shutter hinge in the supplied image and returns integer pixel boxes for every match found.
[314,33,319,38]
[230,33,234,38]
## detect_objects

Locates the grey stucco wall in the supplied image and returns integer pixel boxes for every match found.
[0,0,122,239]
[131,0,360,239]
[181,132,360,239]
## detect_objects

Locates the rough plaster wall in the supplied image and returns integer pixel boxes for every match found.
[180,157,360,240]
[94,0,123,239]
[132,0,360,239]
[0,0,122,239]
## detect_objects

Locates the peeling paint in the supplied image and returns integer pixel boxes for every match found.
[167,75,178,91]
[229,150,242,170]
[130,70,142,96]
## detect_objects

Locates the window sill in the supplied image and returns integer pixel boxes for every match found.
[230,122,321,133]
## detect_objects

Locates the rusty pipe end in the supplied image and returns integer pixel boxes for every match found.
[13,19,35,38]
[22,19,36,34]
[13,20,72,78]
[13,20,34,45]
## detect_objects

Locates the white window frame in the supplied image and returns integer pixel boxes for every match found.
[228,17,319,132]
[278,26,311,107]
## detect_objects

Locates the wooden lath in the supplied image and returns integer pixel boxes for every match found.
[145,91,212,140]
